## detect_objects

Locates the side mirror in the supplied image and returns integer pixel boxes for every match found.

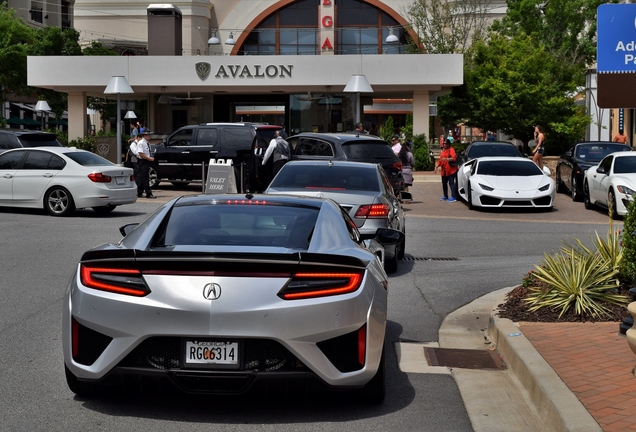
[375,228,405,246]
[597,166,606,174]
[542,166,551,176]
[564,150,573,157]
[119,223,139,237]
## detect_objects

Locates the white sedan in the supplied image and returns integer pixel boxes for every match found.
[457,157,555,210]
[0,147,137,216]
[584,152,636,218]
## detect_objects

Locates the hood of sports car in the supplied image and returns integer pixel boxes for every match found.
[612,173,636,185]
[476,175,548,191]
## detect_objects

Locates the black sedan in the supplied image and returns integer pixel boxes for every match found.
[458,141,525,165]
[555,142,631,201]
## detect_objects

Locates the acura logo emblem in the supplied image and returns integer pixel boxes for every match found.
[203,283,222,300]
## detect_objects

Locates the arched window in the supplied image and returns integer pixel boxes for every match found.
[238,0,408,56]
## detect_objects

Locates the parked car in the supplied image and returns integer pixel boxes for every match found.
[266,132,404,194]
[556,141,631,202]
[63,193,403,402]
[457,141,525,198]
[149,123,286,192]
[584,152,636,218]
[264,160,406,273]
[0,147,136,216]
[0,130,63,154]
[459,156,555,210]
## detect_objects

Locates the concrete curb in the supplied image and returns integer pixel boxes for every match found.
[488,291,602,432]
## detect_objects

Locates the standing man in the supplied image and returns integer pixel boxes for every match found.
[435,139,458,202]
[613,129,628,144]
[391,135,402,154]
[354,122,367,134]
[135,131,156,199]
[262,130,290,178]
[126,134,139,178]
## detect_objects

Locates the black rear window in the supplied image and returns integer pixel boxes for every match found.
[162,203,318,249]
[17,134,63,147]
[477,160,543,176]
[467,144,522,159]
[270,164,380,191]
[342,142,396,160]
[255,127,287,141]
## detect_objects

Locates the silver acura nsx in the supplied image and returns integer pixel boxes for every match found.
[63,194,403,403]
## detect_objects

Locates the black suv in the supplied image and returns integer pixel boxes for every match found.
[150,123,286,192]
[271,132,404,193]
[0,130,63,154]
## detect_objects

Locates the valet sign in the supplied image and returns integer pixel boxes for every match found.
[598,4,636,73]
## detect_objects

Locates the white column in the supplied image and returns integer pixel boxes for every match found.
[412,90,430,139]
[67,92,87,140]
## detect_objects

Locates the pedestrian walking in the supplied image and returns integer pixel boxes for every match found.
[398,142,414,193]
[613,129,628,144]
[532,125,546,167]
[435,139,458,202]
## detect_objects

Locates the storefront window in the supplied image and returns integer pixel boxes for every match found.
[238,0,406,56]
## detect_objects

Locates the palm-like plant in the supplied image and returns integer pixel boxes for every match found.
[525,249,627,318]
[561,229,622,273]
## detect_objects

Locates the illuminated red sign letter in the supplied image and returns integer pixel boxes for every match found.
[323,0,332,4]
[322,16,333,27]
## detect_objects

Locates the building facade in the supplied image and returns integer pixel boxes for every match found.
[29,0,465,142]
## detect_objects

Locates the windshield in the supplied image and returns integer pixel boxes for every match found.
[162,203,318,249]
[477,160,543,176]
[575,144,630,162]
[467,143,522,159]
[614,156,636,174]
[18,134,63,147]
[270,164,380,192]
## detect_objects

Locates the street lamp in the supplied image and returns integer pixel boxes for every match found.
[104,76,134,166]
[35,100,51,130]
[344,74,373,125]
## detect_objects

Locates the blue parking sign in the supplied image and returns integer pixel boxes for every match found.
[598,4,636,73]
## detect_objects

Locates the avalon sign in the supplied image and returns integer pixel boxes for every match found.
[195,63,294,81]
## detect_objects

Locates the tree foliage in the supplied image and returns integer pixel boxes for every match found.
[402,0,491,54]
[0,4,35,96]
[439,33,588,150]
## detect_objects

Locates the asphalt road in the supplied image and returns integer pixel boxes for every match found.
[0,178,616,431]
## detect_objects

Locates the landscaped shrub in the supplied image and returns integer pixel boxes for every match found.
[620,198,636,284]
[525,249,627,318]
[380,116,395,142]
[412,133,433,170]
[68,136,97,153]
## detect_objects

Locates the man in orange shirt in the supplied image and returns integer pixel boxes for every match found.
[613,129,628,144]
[435,139,458,202]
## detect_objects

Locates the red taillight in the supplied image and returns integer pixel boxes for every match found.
[130,174,135,181]
[355,204,390,218]
[358,324,367,366]
[278,272,363,300]
[80,265,150,297]
[88,173,112,183]
[392,161,402,170]
[72,317,79,359]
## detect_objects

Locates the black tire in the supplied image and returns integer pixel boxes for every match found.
[571,176,581,202]
[467,182,475,211]
[362,346,385,404]
[92,205,117,214]
[44,187,75,216]
[584,182,593,210]
[555,168,565,193]
[609,190,620,220]
[148,166,159,189]
[384,248,399,273]
[65,364,101,397]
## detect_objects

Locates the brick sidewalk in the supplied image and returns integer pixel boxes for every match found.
[520,322,636,431]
